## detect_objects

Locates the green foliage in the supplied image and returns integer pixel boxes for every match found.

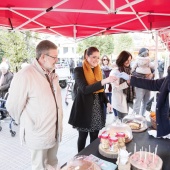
[114,34,134,55]
[76,34,134,60]
[0,30,39,72]
[0,49,4,63]
[77,35,114,57]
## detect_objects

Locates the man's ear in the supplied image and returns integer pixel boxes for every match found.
[37,54,45,64]
[41,53,45,59]
[39,54,45,61]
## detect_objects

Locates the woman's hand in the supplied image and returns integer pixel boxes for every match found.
[101,76,117,86]
[107,103,113,113]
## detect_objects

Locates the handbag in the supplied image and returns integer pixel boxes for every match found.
[132,71,145,78]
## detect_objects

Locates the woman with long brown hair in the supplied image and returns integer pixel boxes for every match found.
[110,51,135,119]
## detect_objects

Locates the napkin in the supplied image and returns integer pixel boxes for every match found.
[148,130,170,139]
[115,72,130,80]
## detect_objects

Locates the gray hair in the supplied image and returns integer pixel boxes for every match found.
[36,40,58,59]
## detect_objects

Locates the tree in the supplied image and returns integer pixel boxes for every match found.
[0,30,39,72]
[76,34,134,60]
[77,35,114,57]
[113,34,134,55]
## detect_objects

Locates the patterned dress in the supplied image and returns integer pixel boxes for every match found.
[75,93,105,132]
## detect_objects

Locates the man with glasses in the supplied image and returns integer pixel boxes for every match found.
[6,40,63,170]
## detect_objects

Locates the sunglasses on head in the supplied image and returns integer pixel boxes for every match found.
[103,58,108,61]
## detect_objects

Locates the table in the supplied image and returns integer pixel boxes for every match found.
[76,130,170,170]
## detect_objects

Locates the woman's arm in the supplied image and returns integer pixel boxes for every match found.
[74,67,101,94]
[130,76,164,91]
[75,67,116,95]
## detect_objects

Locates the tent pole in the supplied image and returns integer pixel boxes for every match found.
[155,31,159,79]
[74,42,77,70]
[151,31,158,112]
[162,36,169,77]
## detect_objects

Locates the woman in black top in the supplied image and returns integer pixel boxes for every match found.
[68,47,117,152]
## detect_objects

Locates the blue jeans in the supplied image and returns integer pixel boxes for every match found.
[133,87,150,116]
[113,108,118,116]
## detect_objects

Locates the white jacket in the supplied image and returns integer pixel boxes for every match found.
[132,56,154,74]
[109,68,129,113]
[6,59,63,150]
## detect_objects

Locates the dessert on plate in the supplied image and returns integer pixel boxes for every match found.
[98,121,133,159]
[130,151,163,170]
[66,155,101,170]
[122,114,147,132]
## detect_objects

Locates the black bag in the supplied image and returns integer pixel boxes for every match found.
[132,71,145,78]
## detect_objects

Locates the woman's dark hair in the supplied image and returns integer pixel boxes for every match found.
[101,55,110,65]
[86,47,99,57]
[83,49,87,59]
[116,51,132,67]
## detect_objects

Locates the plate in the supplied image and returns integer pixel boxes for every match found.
[132,125,148,133]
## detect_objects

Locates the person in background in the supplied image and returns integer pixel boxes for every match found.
[132,48,154,116]
[158,59,165,78]
[21,59,30,69]
[110,51,135,120]
[0,63,13,120]
[68,47,117,152]
[69,58,75,79]
[101,55,117,117]
[6,40,63,170]
[116,67,170,138]
[77,59,83,67]
[1,57,10,70]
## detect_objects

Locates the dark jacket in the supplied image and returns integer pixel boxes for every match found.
[102,69,112,92]
[68,67,109,128]
[130,76,170,137]
[0,71,13,98]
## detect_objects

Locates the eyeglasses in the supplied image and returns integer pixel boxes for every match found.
[103,59,108,61]
[45,54,58,60]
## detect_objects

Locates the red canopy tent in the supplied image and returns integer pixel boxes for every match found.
[0,0,170,42]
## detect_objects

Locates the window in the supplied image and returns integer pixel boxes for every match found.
[63,47,68,54]
[72,47,74,53]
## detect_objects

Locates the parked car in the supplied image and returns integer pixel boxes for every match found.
[55,63,70,88]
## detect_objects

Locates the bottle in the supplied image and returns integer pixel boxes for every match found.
[116,132,125,148]
[100,133,109,149]
[109,137,118,153]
